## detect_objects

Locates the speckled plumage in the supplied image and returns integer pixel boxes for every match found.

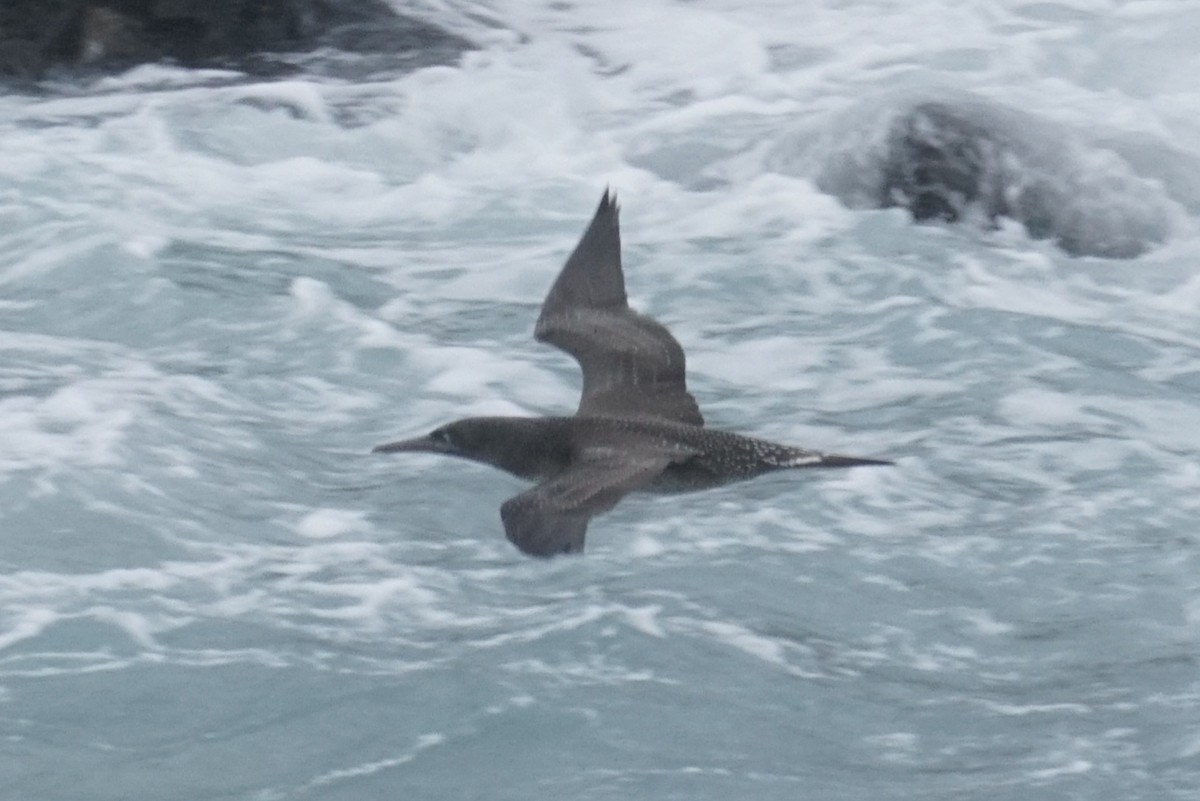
[374,192,891,557]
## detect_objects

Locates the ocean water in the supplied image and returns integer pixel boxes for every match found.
[3,1,1200,799]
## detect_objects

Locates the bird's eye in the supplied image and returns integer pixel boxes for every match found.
[431,428,453,446]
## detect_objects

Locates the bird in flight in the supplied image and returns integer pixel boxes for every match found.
[374,191,891,557]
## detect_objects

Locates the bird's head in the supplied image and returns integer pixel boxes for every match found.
[372,418,488,459]
[372,416,564,479]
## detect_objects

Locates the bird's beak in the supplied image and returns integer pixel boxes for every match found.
[371,436,454,455]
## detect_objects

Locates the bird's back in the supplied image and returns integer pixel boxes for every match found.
[565,415,841,493]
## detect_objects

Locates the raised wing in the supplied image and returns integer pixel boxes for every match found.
[499,451,675,557]
[535,191,704,427]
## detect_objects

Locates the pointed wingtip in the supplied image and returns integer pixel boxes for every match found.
[601,187,618,214]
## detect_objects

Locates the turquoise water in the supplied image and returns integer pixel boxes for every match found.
[2,2,1199,799]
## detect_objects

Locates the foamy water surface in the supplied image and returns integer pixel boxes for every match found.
[2,1,1199,798]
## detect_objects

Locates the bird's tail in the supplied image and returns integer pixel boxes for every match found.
[811,454,893,468]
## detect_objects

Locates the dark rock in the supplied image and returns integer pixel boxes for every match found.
[808,98,1175,259]
[880,103,1007,226]
[0,0,472,79]
[877,101,1171,258]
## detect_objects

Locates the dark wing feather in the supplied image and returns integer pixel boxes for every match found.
[499,452,674,557]
[535,191,704,427]
[499,504,589,558]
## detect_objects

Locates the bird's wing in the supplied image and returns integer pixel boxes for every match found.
[534,191,704,427]
[499,450,676,557]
